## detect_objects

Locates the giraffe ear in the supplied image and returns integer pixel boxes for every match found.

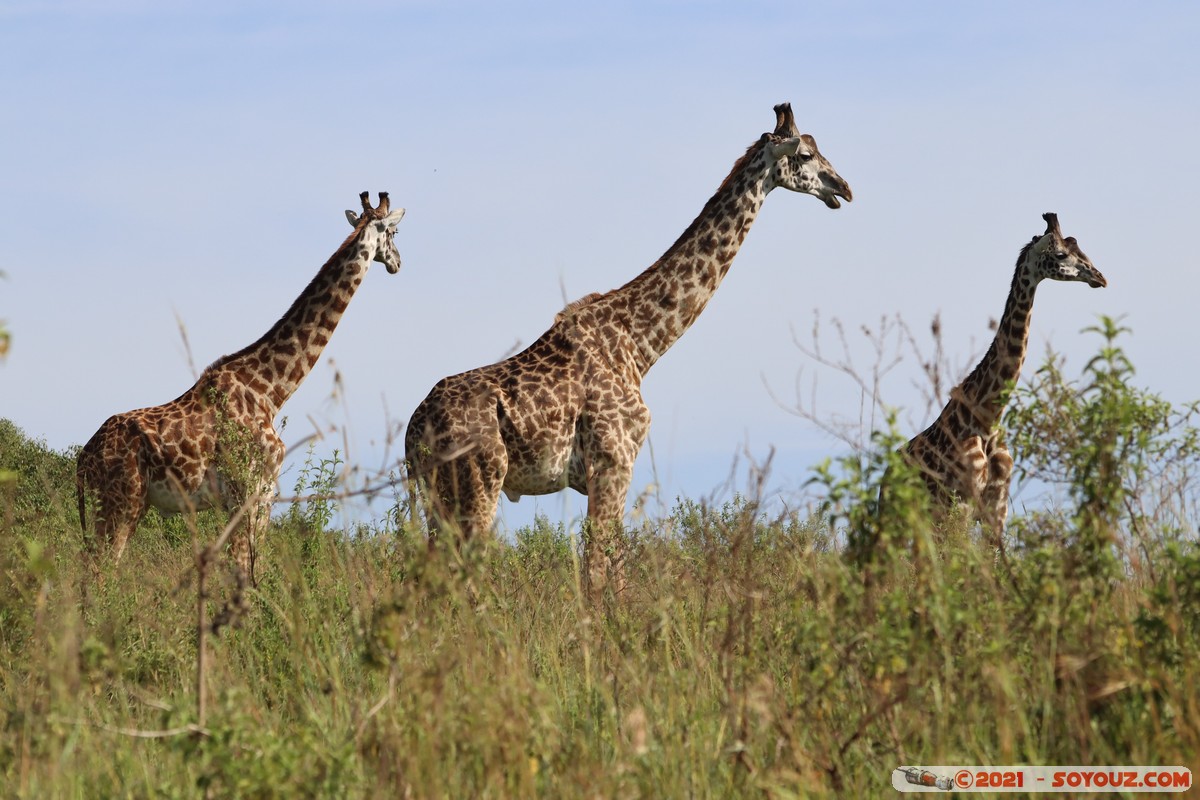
[345,210,360,227]
[382,208,406,227]
[768,137,802,159]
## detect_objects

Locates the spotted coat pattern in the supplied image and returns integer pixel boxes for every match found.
[899,213,1107,536]
[405,103,852,601]
[76,193,405,581]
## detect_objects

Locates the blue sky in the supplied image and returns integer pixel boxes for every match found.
[2,1,1198,531]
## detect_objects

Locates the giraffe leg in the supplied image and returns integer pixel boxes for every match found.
[79,430,149,576]
[958,436,989,504]
[111,450,148,563]
[83,491,144,592]
[583,462,634,606]
[980,438,1014,543]
[439,455,501,540]
[958,433,1013,547]
[580,403,647,605]
[217,474,272,631]
[227,494,270,587]
[105,501,145,564]
[210,513,254,635]
[226,432,283,589]
[423,432,507,545]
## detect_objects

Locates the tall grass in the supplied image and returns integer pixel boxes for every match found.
[2,323,1199,797]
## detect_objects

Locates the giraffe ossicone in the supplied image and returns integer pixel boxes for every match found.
[405,102,851,602]
[893,211,1107,538]
[77,191,405,586]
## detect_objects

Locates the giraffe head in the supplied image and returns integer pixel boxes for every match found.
[762,102,852,209]
[344,191,406,274]
[1022,212,1107,289]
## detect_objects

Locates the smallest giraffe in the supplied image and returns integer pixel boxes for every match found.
[893,212,1107,537]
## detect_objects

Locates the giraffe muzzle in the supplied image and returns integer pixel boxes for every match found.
[821,173,853,209]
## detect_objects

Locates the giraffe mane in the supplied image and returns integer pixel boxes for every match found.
[1015,236,1039,267]
[718,136,769,195]
[205,212,376,374]
[554,292,603,323]
[646,137,768,267]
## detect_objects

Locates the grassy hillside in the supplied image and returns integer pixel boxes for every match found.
[2,323,1199,798]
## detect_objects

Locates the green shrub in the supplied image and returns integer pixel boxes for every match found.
[1007,317,1200,583]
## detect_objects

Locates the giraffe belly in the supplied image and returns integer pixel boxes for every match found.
[145,466,225,515]
[501,444,583,501]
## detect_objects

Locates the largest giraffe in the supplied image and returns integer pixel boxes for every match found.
[406,103,851,600]
[894,212,1106,538]
[77,192,405,583]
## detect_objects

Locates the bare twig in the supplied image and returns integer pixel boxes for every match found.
[173,310,199,382]
[48,715,209,740]
[768,310,984,456]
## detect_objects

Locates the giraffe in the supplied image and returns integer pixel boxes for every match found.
[405,103,852,600]
[894,212,1106,538]
[77,192,405,583]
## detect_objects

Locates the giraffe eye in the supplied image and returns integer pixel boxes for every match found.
[798,152,814,162]
[1055,251,1068,260]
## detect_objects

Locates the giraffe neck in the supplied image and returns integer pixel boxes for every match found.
[946,265,1040,436]
[209,225,376,415]
[607,141,772,376]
